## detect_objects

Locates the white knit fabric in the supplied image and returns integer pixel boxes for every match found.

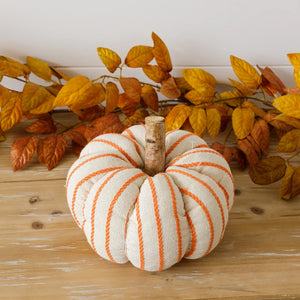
[66,125,234,271]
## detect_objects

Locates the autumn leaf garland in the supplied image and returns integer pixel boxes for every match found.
[0,32,300,200]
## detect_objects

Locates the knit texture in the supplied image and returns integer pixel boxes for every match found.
[66,125,234,271]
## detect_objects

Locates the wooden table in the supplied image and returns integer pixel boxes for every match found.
[1,114,300,299]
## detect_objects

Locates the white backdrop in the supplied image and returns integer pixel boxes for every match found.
[1,0,300,86]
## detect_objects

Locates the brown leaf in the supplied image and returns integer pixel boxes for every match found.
[249,156,286,185]
[43,134,67,170]
[64,130,87,147]
[232,107,255,139]
[118,93,138,117]
[273,114,300,129]
[246,135,261,157]
[11,136,39,171]
[119,77,141,103]
[124,109,149,127]
[151,32,172,72]
[206,108,221,138]
[105,82,119,114]
[264,112,294,132]
[165,104,192,132]
[77,105,104,122]
[260,74,277,97]
[73,124,90,141]
[257,65,286,96]
[162,106,173,117]
[72,141,84,157]
[125,45,154,68]
[237,138,259,166]
[291,167,300,198]
[85,113,125,141]
[280,164,296,200]
[25,118,56,134]
[285,87,300,95]
[231,147,247,170]
[160,77,181,99]
[277,129,300,153]
[181,118,193,132]
[37,138,44,163]
[142,65,168,83]
[141,85,158,111]
[223,147,233,164]
[211,142,225,154]
[250,119,270,155]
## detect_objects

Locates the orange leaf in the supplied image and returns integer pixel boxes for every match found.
[273,95,300,119]
[231,147,247,170]
[277,129,300,153]
[184,84,215,105]
[151,32,172,72]
[218,90,242,107]
[228,78,254,95]
[25,118,56,134]
[242,101,266,118]
[287,53,300,69]
[54,76,92,107]
[73,124,89,141]
[274,114,300,129]
[223,147,233,164]
[125,45,154,68]
[291,166,300,199]
[119,77,141,103]
[26,56,52,81]
[182,68,216,89]
[141,85,158,111]
[211,142,225,154]
[250,119,269,155]
[105,82,119,114]
[37,138,44,163]
[165,104,192,132]
[0,56,30,78]
[232,107,255,139]
[43,134,67,170]
[189,107,206,137]
[246,135,261,157]
[280,164,296,200]
[76,105,104,122]
[11,136,39,171]
[97,47,121,73]
[181,118,193,132]
[285,87,300,95]
[142,65,168,83]
[118,93,138,117]
[230,55,261,89]
[265,113,294,132]
[64,130,87,147]
[249,156,286,185]
[0,84,10,107]
[237,138,258,166]
[1,92,23,132]
[160,77,181,99]
[206,108,221,138]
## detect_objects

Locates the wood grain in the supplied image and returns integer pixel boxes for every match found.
[0,113,299,299]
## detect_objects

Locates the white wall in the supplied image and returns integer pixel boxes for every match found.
[1,0,300,87]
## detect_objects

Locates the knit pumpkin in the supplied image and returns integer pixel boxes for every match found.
[66,122,234,271]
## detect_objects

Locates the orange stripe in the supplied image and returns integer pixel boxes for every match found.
[166,130,176,137]
[90,168,128,254]
[123,128,135,140]
[180,187,214,257]
[184,211,197,257]
[91,139,138,167]
[66,153,126,189]
[124,200,136,241]
[135,195,145,270]
[165,132,194,158]
[162,174,182,262]
[168,148,222,167]
[71,167,123,226]
[105,172,146,263]
[148,178,164,271]
[122,134,141,156]
[168,168,225,242]
[194,144,209,149]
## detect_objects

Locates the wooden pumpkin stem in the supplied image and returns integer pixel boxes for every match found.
[144,116,166,176]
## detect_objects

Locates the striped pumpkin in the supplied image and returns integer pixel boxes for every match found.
[66,124,234,271]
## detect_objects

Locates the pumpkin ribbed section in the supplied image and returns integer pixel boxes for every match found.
[66,124,234,271]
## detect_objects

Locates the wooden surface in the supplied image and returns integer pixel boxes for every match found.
[1,113,300,299]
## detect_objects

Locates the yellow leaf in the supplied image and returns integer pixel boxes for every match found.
[242,101,266,118]
[230,55,262,89]
[287,53,300,69]
[160,77,181,99]
[151,32,172,72]
[174,77,193,91]
[50,67,71,81]
[232,107,255,139]
[1,92,23,131]
[165,104,192,132]
[141,85,158,111]
[280,164,296,200]
[0,56,30,78]
[142,65,168,83]
[274,114,300,129]
[54,76,92,107]
[26,56,52,81]
[105,82,119,114]
[29,93,55,114]
[182,68,216,89]
[125,45,154,68]
[189,107,206,137]
[277,129,300,153]
[184,83,215,105]
[206,108,221,138]
[124,109,149,127]
[228,78,255,95]
[70,83,106,110]
[97,47,121,73]
[294,69,300,88]
[273,95,300,119]
[22,82,51,111]
[0,84,10,107]
[218,90,242,107]
[119,77,141,103]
